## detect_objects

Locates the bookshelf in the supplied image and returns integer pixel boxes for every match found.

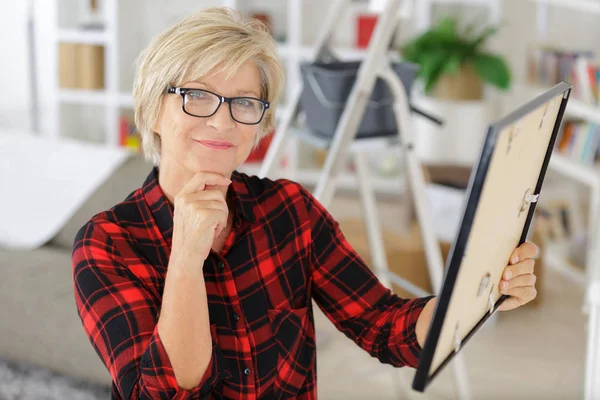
[48,0,301,165]
[516,0,600,284]
[524,3,600,398]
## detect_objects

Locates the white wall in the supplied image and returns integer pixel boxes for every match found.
[0,0,55,133]
[0,1,33,131]
[33,0,55,136]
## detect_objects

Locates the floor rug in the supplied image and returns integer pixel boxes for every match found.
[0,358,110,400]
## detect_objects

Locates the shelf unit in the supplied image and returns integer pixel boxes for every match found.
[512,0,600,287]
[569,97,600,125]
[523,2,600,399]
[51,0,286,148]
[48,0,118,146]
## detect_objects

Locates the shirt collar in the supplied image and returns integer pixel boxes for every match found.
[229,170,257,223]
[141,167,257,242]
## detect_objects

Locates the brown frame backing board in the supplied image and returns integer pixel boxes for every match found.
[412,82,572,392]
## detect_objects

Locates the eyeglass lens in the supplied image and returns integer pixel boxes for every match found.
[184,89,265,124]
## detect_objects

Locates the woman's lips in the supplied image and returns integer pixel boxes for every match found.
[195,140,234,150]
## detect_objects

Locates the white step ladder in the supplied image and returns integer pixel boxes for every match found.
[259,1,471,398]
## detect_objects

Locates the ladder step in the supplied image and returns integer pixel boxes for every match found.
[289,126,400,150]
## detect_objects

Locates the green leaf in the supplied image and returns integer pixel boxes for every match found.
[467,25,499,50]
[462,20,479,38]
[398,16,511,93]
[442,53,462,76]
[473,53,512,90]
[419,52,449,93]
[432,16,458,42]
[401,39,424,63]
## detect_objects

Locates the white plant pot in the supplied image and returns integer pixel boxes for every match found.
[411,91,492,166]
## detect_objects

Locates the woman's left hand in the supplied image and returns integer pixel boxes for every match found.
[497,241,539,311]
[416,241,539,346]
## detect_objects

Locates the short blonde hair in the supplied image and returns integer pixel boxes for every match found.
[133,7,284,166]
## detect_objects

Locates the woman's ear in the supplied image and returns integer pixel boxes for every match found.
[152,113,161,137]
[153,96,168,136]
[253,130,263,149]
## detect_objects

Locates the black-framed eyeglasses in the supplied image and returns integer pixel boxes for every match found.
[167,86,270,125]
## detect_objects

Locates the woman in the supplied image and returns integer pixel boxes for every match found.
[72,7,538,400]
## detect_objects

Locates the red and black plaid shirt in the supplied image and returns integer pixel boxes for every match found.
[72,167,432,399]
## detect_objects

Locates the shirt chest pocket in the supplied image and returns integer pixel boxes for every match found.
[267,306,316,399]
[253,219,311,310]
[260,247,311,310]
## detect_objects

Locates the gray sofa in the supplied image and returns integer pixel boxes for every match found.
[0,154,153,386]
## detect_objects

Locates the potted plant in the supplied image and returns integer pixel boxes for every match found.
[400,16,511,101]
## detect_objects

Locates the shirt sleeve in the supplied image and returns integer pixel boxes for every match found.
[72,220,230,399]
[298,185,435,369]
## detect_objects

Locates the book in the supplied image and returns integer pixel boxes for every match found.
[556,120,600,166]
[527,45,598,104]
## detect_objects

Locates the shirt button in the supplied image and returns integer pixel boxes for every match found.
[244,368,251,375]
[233,314,240,321]
[217,261,225,269]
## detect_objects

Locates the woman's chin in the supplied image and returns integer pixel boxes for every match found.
[187,159,236,177]
[182,149,248,177]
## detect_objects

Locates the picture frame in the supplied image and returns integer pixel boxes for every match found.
[412,81,572,392]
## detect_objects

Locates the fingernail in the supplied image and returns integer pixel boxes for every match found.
[511,255,519,264]
[505,271,512,280]
[502,281,509,289]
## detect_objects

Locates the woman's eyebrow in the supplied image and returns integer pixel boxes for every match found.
[190,81,259,97]
[236,90,260,97]
[189,80,213,90]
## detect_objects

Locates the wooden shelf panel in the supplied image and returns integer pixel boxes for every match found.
[59,89,107,105]
[58,29,108,45]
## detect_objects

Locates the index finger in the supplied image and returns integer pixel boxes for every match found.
[180,172,231,194]
[509,241,538,264]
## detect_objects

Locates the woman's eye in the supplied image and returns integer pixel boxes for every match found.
[188,91,209,100]
[234,99,254,108]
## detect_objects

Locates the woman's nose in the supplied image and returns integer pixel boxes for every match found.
[207,102,235,132]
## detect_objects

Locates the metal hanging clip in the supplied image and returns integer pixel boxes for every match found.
[454,323,461,353]
[489,285,496,315]
[519,188,539,216]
